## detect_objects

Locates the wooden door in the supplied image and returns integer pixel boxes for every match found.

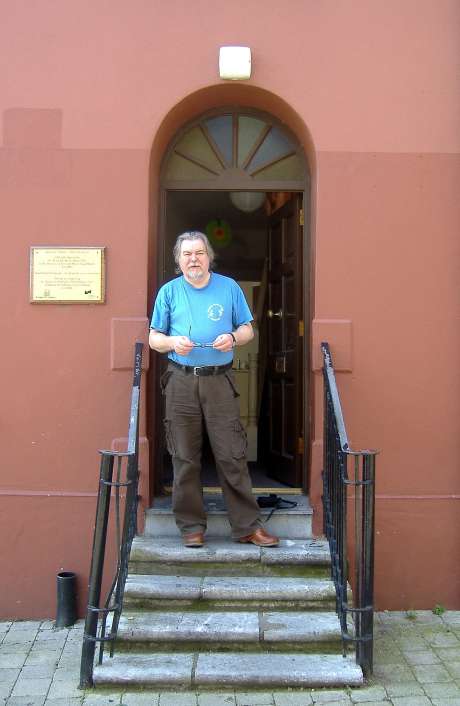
[266,195,303,485]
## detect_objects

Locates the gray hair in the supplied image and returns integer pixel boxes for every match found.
[173,231,216,273]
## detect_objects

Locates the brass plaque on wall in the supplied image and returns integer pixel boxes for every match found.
[30,247,106,303]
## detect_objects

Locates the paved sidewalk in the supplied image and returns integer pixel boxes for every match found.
[1,611,460,706]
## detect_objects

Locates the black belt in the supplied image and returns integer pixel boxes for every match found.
[169,360,233,376]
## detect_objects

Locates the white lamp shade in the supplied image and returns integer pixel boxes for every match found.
[229,192,265,212]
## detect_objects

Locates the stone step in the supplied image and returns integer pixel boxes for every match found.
[145,496,313,539]
[93,651,363,688]
[129,537,331,577]
[123,574,337,610]
[114,609,343,652]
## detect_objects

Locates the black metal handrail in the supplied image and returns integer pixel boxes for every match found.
[321,341,377,678]
[80,342,143,688]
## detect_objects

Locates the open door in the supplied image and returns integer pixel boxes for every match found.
[266,195,303,486]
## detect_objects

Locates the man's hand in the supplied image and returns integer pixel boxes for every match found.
[212,324,254,352]
[212,333,234,352]
[149,330,194,355]
[171,336,194,356]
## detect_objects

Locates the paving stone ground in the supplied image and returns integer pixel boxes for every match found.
[1,612,460,706]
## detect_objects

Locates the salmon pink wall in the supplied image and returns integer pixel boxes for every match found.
[1,0,459,615]
[1,0,457,153]
[311,152,460,608]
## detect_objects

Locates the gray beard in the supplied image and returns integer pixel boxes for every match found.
[186,268,205,281]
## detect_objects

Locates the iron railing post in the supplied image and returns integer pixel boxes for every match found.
[79,453,114,688]
[339,449,348,640]
[354,454,363,659]
[357,452,376,677]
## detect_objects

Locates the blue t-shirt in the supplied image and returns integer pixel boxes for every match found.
[150,273,253,366]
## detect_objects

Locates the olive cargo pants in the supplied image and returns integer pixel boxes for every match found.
[162,364,262,538]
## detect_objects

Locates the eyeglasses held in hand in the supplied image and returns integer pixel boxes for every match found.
[188,325,214,347]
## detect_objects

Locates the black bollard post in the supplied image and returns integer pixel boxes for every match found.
[56,571,77,628]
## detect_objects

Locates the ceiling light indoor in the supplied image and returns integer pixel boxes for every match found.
[229,191,265,212]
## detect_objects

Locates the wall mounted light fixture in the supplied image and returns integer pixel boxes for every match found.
[219,46,251,80]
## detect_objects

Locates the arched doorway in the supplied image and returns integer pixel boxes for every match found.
[151,107,310,498]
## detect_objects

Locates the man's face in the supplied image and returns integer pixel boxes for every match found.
[179,239,210,283]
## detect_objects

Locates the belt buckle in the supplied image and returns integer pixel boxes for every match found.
[193,366,202,376]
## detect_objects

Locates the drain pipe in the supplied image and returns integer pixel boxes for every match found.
[56,571,77,628]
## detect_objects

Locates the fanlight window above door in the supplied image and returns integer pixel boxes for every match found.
[163,112,305,188]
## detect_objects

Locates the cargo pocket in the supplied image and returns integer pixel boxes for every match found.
[232,420,248,459]
[163,419,176,456]
[160,369,173,395]
[224,371,240,398]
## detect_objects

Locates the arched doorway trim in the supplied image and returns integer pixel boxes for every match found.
[148,89,314,502]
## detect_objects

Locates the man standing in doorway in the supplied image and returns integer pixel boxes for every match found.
[149,231,279,548]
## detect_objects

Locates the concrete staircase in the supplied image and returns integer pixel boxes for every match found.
[93,496,363,689]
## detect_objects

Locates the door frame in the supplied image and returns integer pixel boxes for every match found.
[150,107,312,496]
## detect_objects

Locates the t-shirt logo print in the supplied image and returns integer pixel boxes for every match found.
[208,303,224,321]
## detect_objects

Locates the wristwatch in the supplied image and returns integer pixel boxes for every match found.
[229,332,237,347]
